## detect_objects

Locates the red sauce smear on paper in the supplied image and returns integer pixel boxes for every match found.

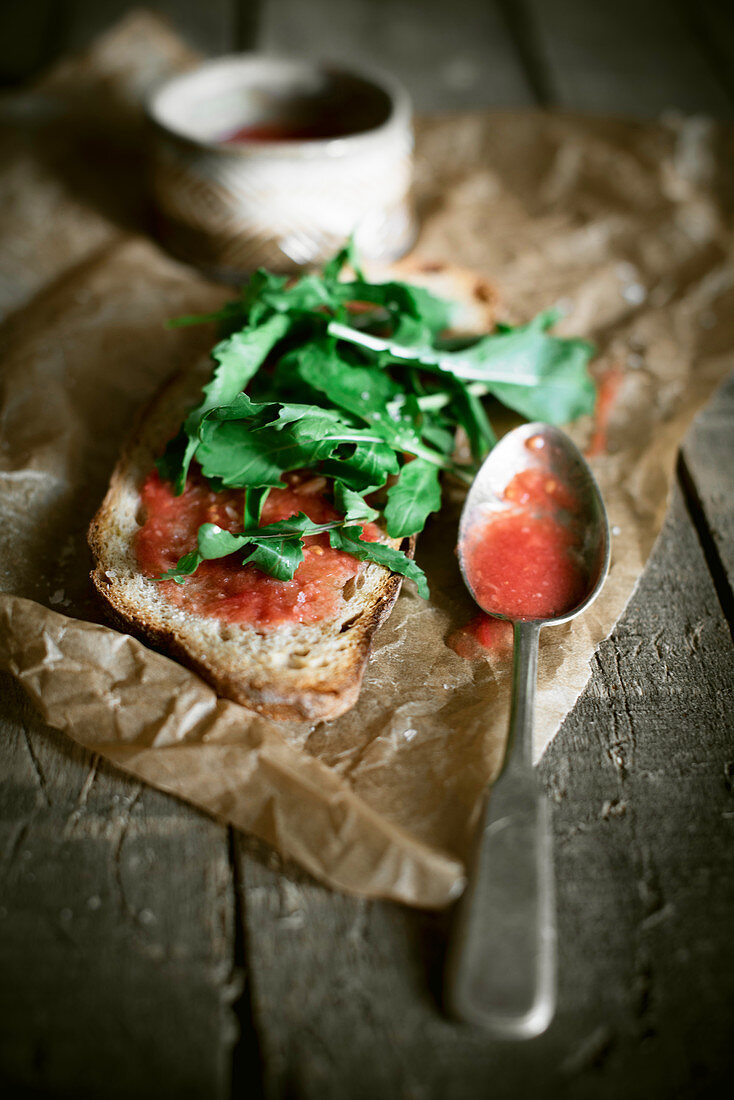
[447,614,513,660]
[588,366,624,456]
[136,470,380,628]
[450,461,587,659]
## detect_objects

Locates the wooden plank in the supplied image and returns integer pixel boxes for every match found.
[59,1,240,58]
[523,0,734,116]
[538,482,734,1097]
[236,485,734,1098]
[257,0,535,112]
[0,677,238,1098]
[0,1,63,84]
[680,372,734,626]
[494,0,555,105]
[0,0,264,87]
[686,0,734,107]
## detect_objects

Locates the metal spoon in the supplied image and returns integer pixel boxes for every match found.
[445,421,611,1037]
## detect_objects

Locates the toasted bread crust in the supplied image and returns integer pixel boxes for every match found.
[89,512,412,721]
[89,262,498,721]
[87,354,417,722]
[88,564,407,720]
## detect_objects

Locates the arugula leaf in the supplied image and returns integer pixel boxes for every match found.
[165,301,246,330]
[197,414,385,488]
[237,257,375,322]
[319,440,399,492]
[258,273,337,315]
[193,314,292,423]
[482,335,596,423]
[196,423,315,487]
[288,338,454,469]
[327,316,595,425]
[286,350,456,470]
[384,458,442,538]
[329,527,429,599]
[160,313,292,492]
[242,513,339,538]
[333,280,453,341]
[291,338,399,420]
[241,537,304,580]
[333,483,379,524]
[156,429,190,487]
[418,418,456,456]
[243,486,269,529]
[158,524,254,583]
[197,391,269,424]
[202,393,346,429]
[160,513,343,584]
[159,549,202,584]
[323,236,365,283]
[155,243,596,598]
[445,378,497,461]
[241,269,289,325]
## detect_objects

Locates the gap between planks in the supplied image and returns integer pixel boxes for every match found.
[228,827,267,1100]
[677,452,734,644]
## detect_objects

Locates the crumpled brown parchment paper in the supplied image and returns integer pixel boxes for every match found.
[1,13,733,907]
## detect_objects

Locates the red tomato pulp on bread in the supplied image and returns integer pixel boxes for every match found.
[136,470,380,627]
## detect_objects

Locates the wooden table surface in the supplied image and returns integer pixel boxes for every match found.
[1,3,733,1098]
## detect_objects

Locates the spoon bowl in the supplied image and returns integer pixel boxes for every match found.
[458,421,610,625]
[446,422,610,1037]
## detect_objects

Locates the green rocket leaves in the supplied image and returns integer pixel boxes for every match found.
[155,248,595,595]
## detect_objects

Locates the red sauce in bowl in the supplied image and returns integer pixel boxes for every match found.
[221,116,358,144]
[136,470,380,628]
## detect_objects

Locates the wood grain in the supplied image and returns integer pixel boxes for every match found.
[681,372,734,627]
[683,0,734,108]
[258,0,534,112]
[523,0,734,116]
[237,487,734,1099]
[0,678,238,1098]
[59,0,240,58]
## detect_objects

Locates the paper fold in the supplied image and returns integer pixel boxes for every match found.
[0,595,464,907]
[1,14,732,906]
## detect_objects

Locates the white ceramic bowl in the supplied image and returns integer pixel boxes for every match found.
[147,55,417,277]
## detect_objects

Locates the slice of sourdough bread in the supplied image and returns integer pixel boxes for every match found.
[89,262,497,722]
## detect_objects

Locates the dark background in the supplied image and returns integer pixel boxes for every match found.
[1,0,734,118]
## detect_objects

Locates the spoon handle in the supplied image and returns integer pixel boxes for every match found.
[445,621,556,1037]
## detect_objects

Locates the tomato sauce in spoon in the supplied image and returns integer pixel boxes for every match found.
[450,442,589,657]
[462,466,587,623]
